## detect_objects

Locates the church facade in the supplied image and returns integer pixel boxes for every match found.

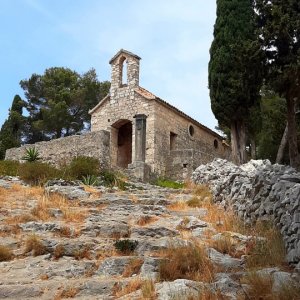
[89,49,231,180]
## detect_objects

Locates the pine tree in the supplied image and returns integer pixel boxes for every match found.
[0,95,26,159]
[256,0,300,168]
[209,0,263,164]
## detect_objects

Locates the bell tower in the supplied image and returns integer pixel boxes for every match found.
[109,49,141,93]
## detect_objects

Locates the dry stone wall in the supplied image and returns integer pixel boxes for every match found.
[192,159,300,267]
[5,131,110,169]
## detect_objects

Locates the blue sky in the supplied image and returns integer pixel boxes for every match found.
[0,0,218,130]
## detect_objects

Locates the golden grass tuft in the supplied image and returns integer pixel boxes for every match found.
[0,245,13,261]
[242,271,300,300]
[73,246,91,260]
[242,272,273,299]
[159,244,215,283]
[114,278,143,298]
[140,279,156,300]
[30,192,86,223]
[54,287,79,299]
[24,234,47,256]
[136,215,158,226]
[53,244,65,259]
[122,258,143,277]
[167,200,189,211]
[245,225,287,269]
[5,213,37,225]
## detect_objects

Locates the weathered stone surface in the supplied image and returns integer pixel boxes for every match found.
[5,131,110,169]
[96,256,141,276]
[45,185,90,200]
[155,279,204,300]
[192,158,300,265]
[208,248,243,270]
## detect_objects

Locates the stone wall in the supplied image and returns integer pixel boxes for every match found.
[90,91,156,169]
[153,101,231,178]
[192,159,300,266]
[5,131,110,169]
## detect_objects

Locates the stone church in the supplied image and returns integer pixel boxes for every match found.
[6,49,230,180]
[89,49,230,180]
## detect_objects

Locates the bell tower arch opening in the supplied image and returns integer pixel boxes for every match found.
[119,56,128,87]
[111,119,132,168]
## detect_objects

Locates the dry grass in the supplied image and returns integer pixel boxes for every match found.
[158,244,215,283]
[122,258,143,277]
[242,271,300,300]
[73,246,91,260]
[245,225,287,269]
[53,244,65,259]
[96,248,118,260]
[82,184,102,198]
[54,287,79,299]
[56,226,72,238]
[168,200,189,211]
[39,274,49,280]
[31,193,86,223]
[5,213,37,225]
[140,279,156,300]
[210,235,237,257]
[24,234,47,256]
[136,215,158,226]
[114,278,143,298]
[242,272,273,299]
[0,245,13,261]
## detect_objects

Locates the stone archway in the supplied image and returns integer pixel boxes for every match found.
[111,119,132,168]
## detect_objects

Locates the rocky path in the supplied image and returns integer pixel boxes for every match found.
[0,178,299,300]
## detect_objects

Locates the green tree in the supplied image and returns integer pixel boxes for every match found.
[209,0,263,164]
[257,90,287,163]
[20,67,110,142]
[256,0,300,168]
[0,95,26,159]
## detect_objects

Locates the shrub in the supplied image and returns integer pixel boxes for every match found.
[154,177,184,189]
[67,156,100,180]
[24,235,47,256]
[0,245,13,261]
[22,147,41,162]
[0,160,20,176]
[159,245,214,282]
[19,162,60,185]
[82,174,99,186]
[100,170,128,190]
[114,239,138,254]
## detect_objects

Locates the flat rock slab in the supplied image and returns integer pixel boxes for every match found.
[96,256,142,276]
[45,185,90,200]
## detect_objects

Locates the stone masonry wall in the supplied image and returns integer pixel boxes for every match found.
[153,101,231,179]
[192,159,300,267]
[5,131,110,169]
[90,91,156,168]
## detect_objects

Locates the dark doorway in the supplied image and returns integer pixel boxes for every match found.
[116,121,132,168]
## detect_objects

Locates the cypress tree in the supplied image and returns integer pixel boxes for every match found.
[256,0,300,168]
[209,0,262,164]
[0,95,26,159]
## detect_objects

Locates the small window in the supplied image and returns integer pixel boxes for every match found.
[188,125,195,137]
[214,139,218,149]
[170,132,177,150]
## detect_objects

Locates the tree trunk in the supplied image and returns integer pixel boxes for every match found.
[231,120,247,165]
[275,123,288,164]
[286,96,300,169]
[250,137,256,159]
